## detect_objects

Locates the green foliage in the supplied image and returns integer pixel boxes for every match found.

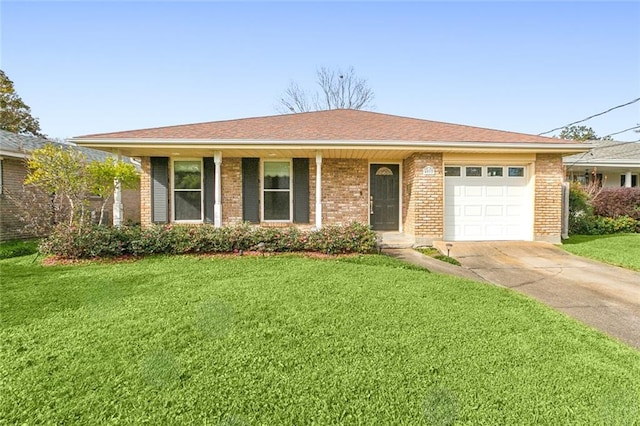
[579,216,639,235]
[24,144,140,226]
[561,234,640,271]
[593,187,640,220]
[0,69,46,137]
[415,247,462,266]
[559,125,612,141]
[569,183,639,235]
[433,254,462,266]
[39,222,379,259]
[87,157,140,196]
[0,239,39,259]
[2,255,639,423]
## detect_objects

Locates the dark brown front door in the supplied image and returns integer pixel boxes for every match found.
[370,164,399,231]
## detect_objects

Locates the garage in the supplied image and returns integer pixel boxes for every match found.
[444,165,532,241]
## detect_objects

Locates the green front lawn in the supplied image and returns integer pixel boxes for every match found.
[561,234,640,271]
[1,254,639,424]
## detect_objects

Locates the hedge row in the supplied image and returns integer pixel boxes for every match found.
[592,187,640,220]
[569,184,640,235]
[39,222,379,259]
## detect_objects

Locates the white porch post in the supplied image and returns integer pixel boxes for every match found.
[625,171,632,188]
[315,151,322,229]
[112,151,123,227]
[214,151,223,227]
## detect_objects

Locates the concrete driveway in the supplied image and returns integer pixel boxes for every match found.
[386,241,640,349]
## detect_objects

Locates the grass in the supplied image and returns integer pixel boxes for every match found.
[415,247,462,266]
[0,239,39,259]
[1,254,640,424]
[561,234,640,271]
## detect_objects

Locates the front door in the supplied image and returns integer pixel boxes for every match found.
[370,164,400,231]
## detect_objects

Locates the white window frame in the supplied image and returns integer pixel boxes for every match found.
[261,159,293,223]
[0,158,3,195]
[171,158,204,223]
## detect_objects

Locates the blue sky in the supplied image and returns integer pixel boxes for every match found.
[2,1,639,141]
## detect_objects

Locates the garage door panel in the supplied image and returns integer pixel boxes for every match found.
[464,205,483,216]
[486,225,503,235]
[486,186,504,196]
[464,186,483,197]
[486,205,504,216]
[444,165,531,241]
[463,225,482,236]
[507,186,525,196]
[506,205,521,216]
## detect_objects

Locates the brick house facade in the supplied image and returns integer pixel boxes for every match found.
[73,110,587,244]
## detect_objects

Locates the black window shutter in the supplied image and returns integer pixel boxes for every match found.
[150,157,169,224]
[293,158,310,223]
[242,158,260,223]
[203,157,215,223]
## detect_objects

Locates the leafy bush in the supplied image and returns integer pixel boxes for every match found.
[568,183,639,235]
[40,222,378,259]
[592,187,640,220]
[0,239,39,259]
[568,182,594,235]
[581,216,638,235]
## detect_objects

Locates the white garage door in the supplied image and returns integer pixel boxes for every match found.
[444,165,532,241]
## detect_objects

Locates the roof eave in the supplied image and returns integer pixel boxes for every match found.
[71,138,590,153]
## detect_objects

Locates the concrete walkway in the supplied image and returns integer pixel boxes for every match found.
[384,242,640,349]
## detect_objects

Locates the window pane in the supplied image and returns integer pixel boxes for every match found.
[508,167,524,177]
[487,167,503,177]
[445,167,461,177]
[264,191,290,220]
[466,167,482,177]
[175,161,201,189]
[175,191,201,221]
[264,162,290,189]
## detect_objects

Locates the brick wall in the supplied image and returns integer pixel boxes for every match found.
[402,156,416,237]
[534,153,563,243]
[403,153,443,244]
[221,158,243,224]
[140,157,152,227]
[321,159,368,225]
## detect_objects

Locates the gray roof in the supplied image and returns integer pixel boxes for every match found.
[563,140,640,165]
[0,129,134,163]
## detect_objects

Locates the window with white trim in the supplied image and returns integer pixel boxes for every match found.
[173,160,203,221]
[263,160,291,221]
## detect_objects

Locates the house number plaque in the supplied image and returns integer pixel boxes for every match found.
[422,166,435,176]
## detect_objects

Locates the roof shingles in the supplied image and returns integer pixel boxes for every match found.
[75,109,572,144]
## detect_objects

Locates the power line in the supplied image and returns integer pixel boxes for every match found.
[601,125,640,138]
[538,97,640,136]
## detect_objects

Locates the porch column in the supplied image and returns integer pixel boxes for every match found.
[625,171,632,188]
[113,151,123,227]
[214,151,222,227]
[315,151,322,229]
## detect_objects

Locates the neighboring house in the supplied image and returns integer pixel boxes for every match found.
[564,140,640,188]
[71,109,588,244]
[0,130,141,241]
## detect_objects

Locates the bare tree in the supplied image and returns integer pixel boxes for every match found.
[277,66,375,113]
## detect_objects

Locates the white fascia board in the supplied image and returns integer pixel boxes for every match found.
[71,138,591,153]
[564,159,640,168]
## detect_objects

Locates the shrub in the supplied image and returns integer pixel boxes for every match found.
[592,187,640,220]
[0,239,39,259]
[39,222,378,259]
[568,182,593,235]
[582,216,638,235]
